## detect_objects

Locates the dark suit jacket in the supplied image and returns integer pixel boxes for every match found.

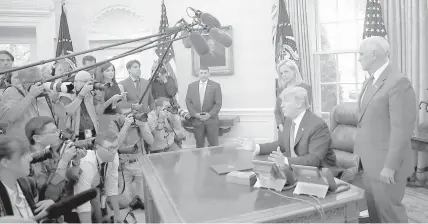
[354,65,416,181]
[260,110,336,167]
[185,80,222,125]
[275,82,312,126]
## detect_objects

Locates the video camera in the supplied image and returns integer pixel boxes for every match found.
[164,105,192,121]
[30,80,106,98]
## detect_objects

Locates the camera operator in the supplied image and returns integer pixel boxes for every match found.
[109,104,154,209]
[25,116,86,202]
[0,67,54,138]
[150,62,178,105]
[62,71,99,140]
[0,135,54,221]
[147,97,182,153]
[73,130,121,223]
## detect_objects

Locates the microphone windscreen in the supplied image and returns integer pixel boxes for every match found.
[200,13,221,28]
[189,32,210,56]
[46,188,97,219]
[209,27,232,48]
[181,31,192,48]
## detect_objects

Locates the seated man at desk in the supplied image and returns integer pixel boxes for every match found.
[237,86,355,181]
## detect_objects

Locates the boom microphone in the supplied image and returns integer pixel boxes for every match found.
[209,27,233,48]
[43,188,97,220]
[182,31,192,48]
[189,32,210,56]
[200,12,221,28]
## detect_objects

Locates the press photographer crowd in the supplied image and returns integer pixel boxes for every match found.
[0,49,222,223]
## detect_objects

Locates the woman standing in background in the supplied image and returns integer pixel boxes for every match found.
[274,59,312,132]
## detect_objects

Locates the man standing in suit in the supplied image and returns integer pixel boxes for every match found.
[118,60,154,113]
[185,67,222,148]
[355,36,416,223]
[237,87,337,169]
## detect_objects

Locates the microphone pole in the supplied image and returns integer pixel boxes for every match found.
[138,32,180,105]
[0,32,173,75]
[44,34,187,83]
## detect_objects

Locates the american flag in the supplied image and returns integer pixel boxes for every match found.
[272,0,300,66]
[154,0,179,100]
[362,0,387,39]
[56,5,76,65]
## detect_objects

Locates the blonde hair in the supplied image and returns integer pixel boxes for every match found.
[280,86,310,110]
[276,59,303,88]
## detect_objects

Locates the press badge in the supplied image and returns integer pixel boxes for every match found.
[84,129,93,139]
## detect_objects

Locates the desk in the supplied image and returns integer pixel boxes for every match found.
[141,145,365,223]
[412,130,428,152]
[409,126,428,187]
[182,115,240,136]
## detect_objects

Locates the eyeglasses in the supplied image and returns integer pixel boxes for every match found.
[97,144,119,152]
[42,129,60,135]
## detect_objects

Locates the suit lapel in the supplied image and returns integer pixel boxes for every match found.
[280,118,290,157]
[358,77,370,109]
[194,82,202,111]
[358,66,390,122]
[294,111,309,147]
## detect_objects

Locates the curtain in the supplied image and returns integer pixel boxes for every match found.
[380,0,428,177]
[380,0,428,124]
[283,0,316,87]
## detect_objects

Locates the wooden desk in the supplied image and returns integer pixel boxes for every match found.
[412,129,428,152]
[182,115,240,136]
[141,145,365,223]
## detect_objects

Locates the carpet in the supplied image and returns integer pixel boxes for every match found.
[403,188,428,223]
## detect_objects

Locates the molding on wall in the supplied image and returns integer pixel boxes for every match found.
[181,108,276,148]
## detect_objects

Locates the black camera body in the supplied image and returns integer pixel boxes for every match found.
[30,149,53,164]
[132,112,148,123]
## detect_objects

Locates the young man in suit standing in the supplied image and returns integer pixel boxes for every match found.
[355,36,416,223]
[185,67,222,148]
[118,60,154,113]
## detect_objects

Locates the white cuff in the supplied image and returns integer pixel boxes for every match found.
[284,157,289,166]
[254,144,261,156]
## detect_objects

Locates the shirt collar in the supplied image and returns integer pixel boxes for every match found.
[292,110,306,128]
[4,182,26,200]
[130,76,140,82]
[372,60,389,84]
[199,80,208,85]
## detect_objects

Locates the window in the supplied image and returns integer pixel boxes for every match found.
[0,44,31,66]
[314,0,367,124]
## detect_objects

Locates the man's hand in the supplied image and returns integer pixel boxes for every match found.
[200,113,211,121]
[269,147,287,167]
[79,81,94,97]
[28,82,44,98]
[195,113,203,120]
[278,124,284,132]
[158,110,167,120]
[124,113,134,127]
[236,137,256,151]
[32,199,55,221]
[131,103,142,112]
[61,141,77,162]
[380,167,396,184]
[111,94,123,102]
[73,148,87,161]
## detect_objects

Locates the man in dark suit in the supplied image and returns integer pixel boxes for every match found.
[355,36,416,223]
[237,86,337,169]
[185,67,222,148]
[118,60,154,113]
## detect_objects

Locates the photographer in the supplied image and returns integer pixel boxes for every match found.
[62,71,99,140]
[25,116,86,203]
[147,97,182,153]
[0,135,54,221]
[0,67,54,138]
[73,130,121,223]
[109,104,154,209]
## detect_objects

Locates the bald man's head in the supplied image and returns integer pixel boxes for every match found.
[74,71,93,91]
[358,36,390,72]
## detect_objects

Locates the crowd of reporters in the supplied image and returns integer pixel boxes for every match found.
[0,50,189,223]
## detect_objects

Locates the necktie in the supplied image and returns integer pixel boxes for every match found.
[289,121,297,157]
[99,162,107,188]
[199,82,206,110]
[134,79,140,89]
[361,77,375,107]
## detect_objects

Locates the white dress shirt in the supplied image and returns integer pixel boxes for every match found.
[74,150,119,213]
[4,183,33,218]
[199,80,208,109]
[254,110,307,165]
[118,76,140,93]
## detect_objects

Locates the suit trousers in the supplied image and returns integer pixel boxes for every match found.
[362,173,408,223]
[193,121,219,148]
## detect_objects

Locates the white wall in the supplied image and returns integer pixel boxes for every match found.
[60,0,278,145]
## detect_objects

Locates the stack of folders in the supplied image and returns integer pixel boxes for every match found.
[226,171,257,186]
